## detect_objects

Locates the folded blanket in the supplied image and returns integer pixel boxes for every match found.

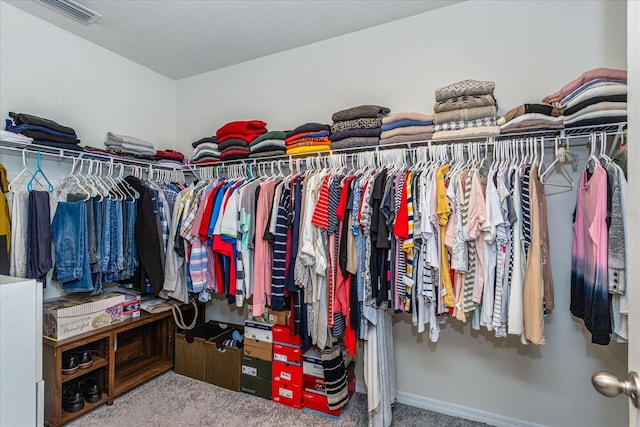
[287,145,331,155]
[0,129,33,143]
[249,149,286,158]
[542,68,627,104]
[433,118,496,132]
[433,94,497,113]
[250,139,286,153]
[560,79,626,106]
[330,117,382,133]
[563,102,627,123]
[331,105,390,122]
[32,140,83,151]
[106,132,154,149]
[330,128,381,142]
[192,136,218,149]
[216,120,266,139]
[330,137,379,150]
[285,123,331,138]
[434,105,497,125]
[218,138,250,151]
[498,104,564,125]
[380,119,433,131]
[285,130,330,144]
[435,80,495,102]
[379,125,435,140]
[379,132,434,146]
[433,126,500,140]
[564,95,627,117]
[563,83,627,110]
[382,112,433,124]
[193,142,219,154]
[250,130,286,146]
[9,112,76,136]
[500,120,564,134]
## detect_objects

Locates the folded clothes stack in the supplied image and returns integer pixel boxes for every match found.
[216,120,267,161]
[5,112,82,151]
[285,122,331,155]
[191,137,220,164]
[379,112,434,147]
[104,132,156,159]
[498,104,564,133]
[542,68,627,128]
[329,105,389,150]
[155,149,185,165]
[432,80,500,140]
[249,130,286,158]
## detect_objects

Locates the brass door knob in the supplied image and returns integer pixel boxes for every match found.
[592,371,639,408]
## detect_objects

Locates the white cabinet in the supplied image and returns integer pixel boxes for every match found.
[0,275,44,427]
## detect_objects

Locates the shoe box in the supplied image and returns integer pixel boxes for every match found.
[241,355,272,400]
[203,328,245,391]
[271,325,303,409]
[303,360,355,417]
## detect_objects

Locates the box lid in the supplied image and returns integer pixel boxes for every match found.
[43,293,125,318]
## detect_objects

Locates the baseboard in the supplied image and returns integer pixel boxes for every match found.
[355,381,548,427]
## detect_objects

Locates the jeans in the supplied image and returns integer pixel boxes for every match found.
[26,191,52,283]
[100,199,112,273]
[51,200,93,292]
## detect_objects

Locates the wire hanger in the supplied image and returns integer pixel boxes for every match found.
[27,151,54,192]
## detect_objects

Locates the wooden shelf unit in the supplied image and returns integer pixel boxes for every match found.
[43,303,201,427]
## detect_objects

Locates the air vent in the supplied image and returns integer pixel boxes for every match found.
[36,0,102,25]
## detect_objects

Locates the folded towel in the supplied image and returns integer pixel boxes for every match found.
[192,136,218,149]
[330,128,381,142]
[498,104,564,125]
[563,83,627,111]
[330,117,382,133]
[331,137,379,150]
[0,129,33,143]
[285,123,331,138]
[434,105,497,125]
[249,149,286,158]
[250,130,286,146]
[435,80,495,102]
[379,132,434,146]
[381,112,433,124]
[331,105,390,122]
[379,125,435,140]
[106,132,154,149]
[286,145,331,155]
[9,112,76,136]
[433,118,496,132]
[542,68,627,104]
[216,120,267,139]
[380,119,433,131]
[433,126,500,140]
[433,94,497,113]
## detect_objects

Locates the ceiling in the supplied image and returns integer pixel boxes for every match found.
[6,0,461,80]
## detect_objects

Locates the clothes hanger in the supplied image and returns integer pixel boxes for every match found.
[26,151,55,192]
[598,131,612,164]
[586,133,600,173]
[539,136,574,189]
[8,150,35,192]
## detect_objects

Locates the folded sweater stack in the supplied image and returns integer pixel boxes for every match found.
[542,68,627,128]
[249,130,286,158]
[432,80,500,140]
[498,104,564,134]
[379,112,434,146]
[285,122,331,155]
[191,137,220,164]
[217,120,267,161]
[104,132,155,158]
[5,112,82,151]
[329,105,389,150]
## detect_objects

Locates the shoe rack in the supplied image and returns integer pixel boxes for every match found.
[43,303,201,427]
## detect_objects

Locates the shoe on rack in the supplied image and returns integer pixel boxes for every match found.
[78,378,102,403]
[62,384,84,413]
[62,354,79,375]
[77,350,93,369]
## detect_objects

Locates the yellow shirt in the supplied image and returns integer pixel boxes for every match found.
[0,164,10,254]
[436,164,454,307]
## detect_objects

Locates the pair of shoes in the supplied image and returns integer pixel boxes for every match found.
[75,350,93,369]
[62,350,93,374]
[78,378,101,403]
[62,384,84,413]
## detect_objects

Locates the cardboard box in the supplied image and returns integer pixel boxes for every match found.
[272,324,301,347]
[247,305,269,323]
[122,295,141,319]
[273,343,302,365]
[272,376,303,409]
[268,309,290,326]
[244,321,273,342]
[272,360,303,386]
[241,355,272,380]
[244,338,273,361]
[303,361,355,396]
[175,321,234,381]
[204,326,244,391]
[43,293,125,340]
[303,377,355,417]
[302,347,323,378]
[241,374,272,400]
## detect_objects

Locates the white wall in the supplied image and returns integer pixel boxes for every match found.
[0,2,177,299]
[178,1,629,426]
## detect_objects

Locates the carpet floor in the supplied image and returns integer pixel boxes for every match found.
[67,371,490,427]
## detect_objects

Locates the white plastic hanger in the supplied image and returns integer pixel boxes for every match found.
[8,150,34,192]
[539,136,574,189]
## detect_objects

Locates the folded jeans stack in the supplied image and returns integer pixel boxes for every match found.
[5,112,82,151]
[379,112,434,147]
[285,122,331,155]
[191,137,220,164]
[432,80,500,140]
[216,120,267,161]
[249,130,286,158]
[541,68,627,128]
[104,132,156,158]
[329,105,389,150]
